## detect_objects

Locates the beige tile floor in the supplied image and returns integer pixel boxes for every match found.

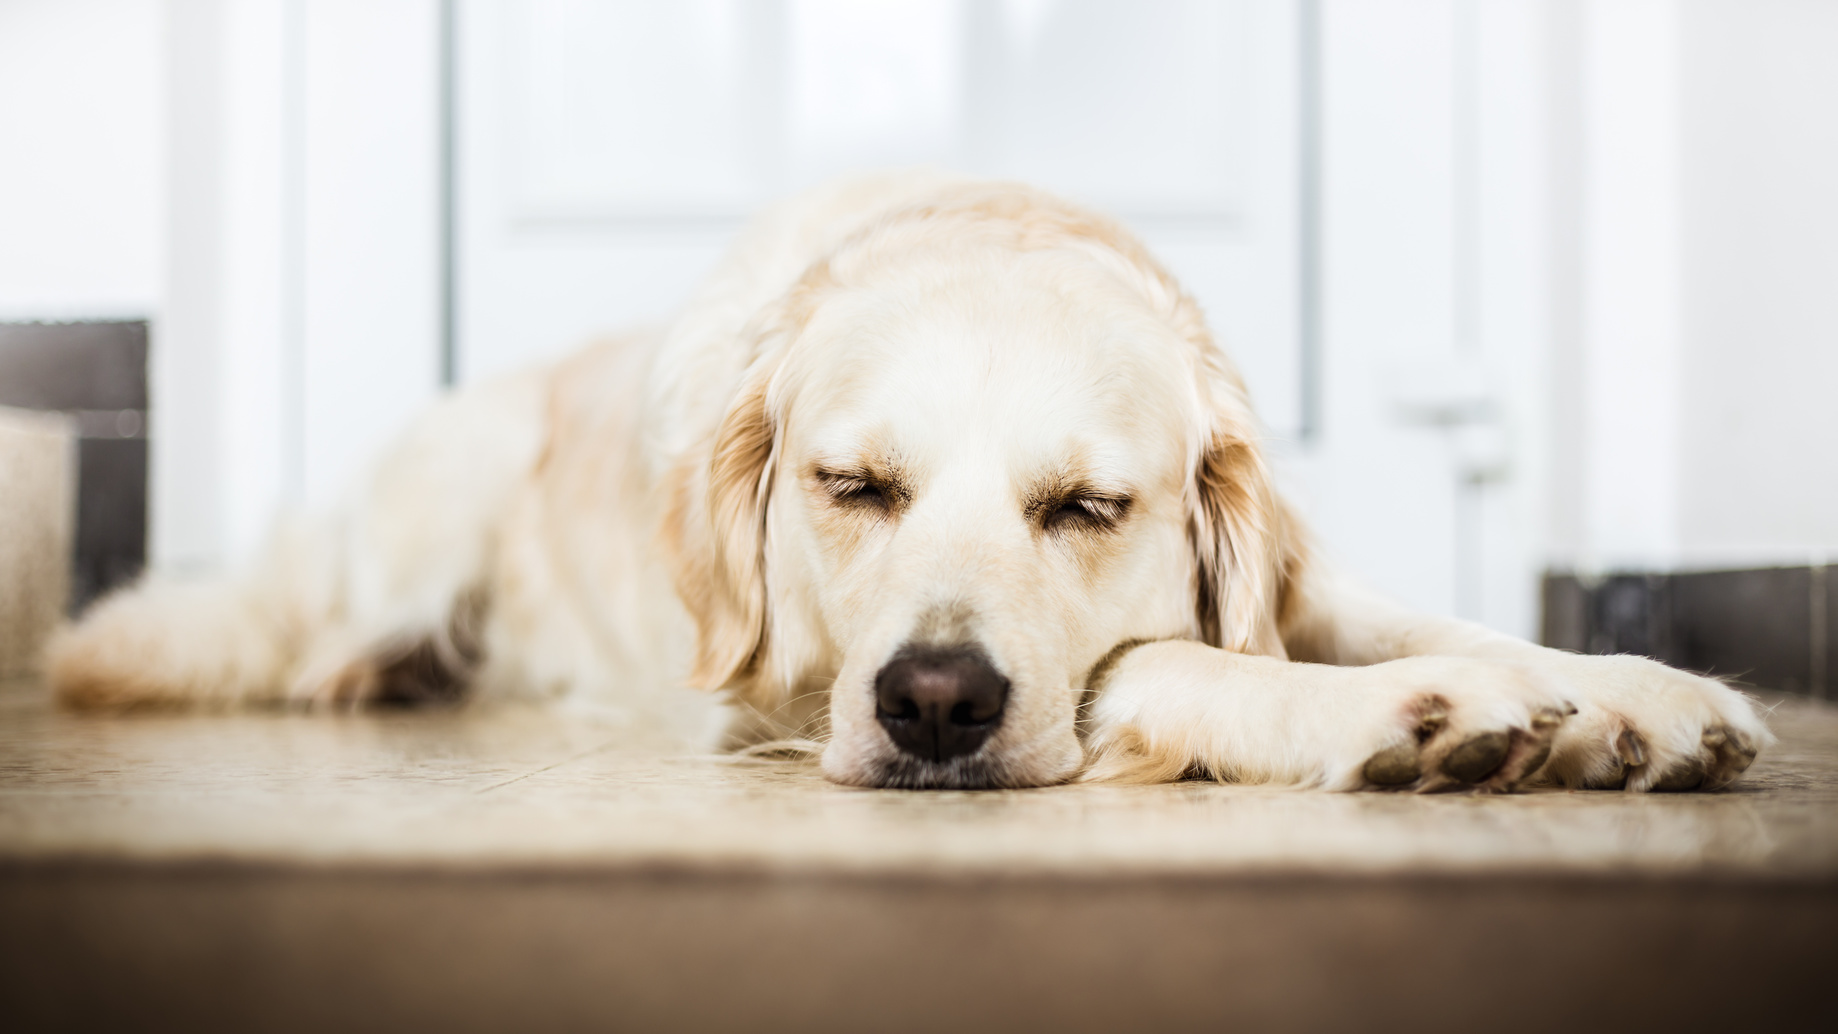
[3,677,1835,878]
[4,678,1836,1033]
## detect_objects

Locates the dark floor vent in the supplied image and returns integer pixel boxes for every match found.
[0,321,148,611]
[1543,566,1832,698]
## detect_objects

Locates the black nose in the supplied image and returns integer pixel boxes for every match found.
[874,644,1011,764]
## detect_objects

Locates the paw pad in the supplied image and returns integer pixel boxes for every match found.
[1441,731,1510,783]
[1650,756,1706,792]
[1362,743,1422,786]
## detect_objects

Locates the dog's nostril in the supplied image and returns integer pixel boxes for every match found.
[874,644,1010,764]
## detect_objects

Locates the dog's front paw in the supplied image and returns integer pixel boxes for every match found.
[1349,658,1572,794]
[1536,655,1773,792]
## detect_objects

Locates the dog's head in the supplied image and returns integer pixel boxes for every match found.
[666,185,1287,788]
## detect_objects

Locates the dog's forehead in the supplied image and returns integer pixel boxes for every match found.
[787,262,1197,469]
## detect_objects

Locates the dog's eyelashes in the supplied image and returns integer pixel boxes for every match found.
[1041,495,1131,533]
[816,470,903,514]
[837,481,888,507]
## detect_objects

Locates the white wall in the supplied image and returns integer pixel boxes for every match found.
[1547,0,1838,576]
[1675,0,1838,569]
[1579,0,1687,573]
[5,0,443,574]
[0,0,164,319]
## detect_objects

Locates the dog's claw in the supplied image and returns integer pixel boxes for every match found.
[1729,728,1758,761]
[1531,707,1565,731]
[1415,707,1448,741]
[1615,728,1648,769]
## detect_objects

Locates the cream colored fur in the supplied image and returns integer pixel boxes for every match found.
[47,173,1772,793]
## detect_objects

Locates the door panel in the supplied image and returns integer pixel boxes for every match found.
[456,0,1303,435]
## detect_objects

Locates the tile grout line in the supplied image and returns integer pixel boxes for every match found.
[473,741,623,796]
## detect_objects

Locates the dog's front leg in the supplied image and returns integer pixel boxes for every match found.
[1081,640,1572,792]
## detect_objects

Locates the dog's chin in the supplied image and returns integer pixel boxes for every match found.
[857,751,1018,790]
[824,741,1081,790]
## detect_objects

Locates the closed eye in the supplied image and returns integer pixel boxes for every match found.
[814,468,905,514]
[1040,494,1132,533]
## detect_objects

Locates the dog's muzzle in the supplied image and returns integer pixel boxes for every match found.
[873,643,1010,764]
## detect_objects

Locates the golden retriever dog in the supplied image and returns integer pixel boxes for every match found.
[48,173,1771,792]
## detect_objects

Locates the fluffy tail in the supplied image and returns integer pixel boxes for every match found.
[47,516,494,712]
[45,518,344,709]
[47,578,298,709]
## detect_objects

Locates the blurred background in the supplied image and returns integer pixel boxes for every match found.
[1,0,1833,690]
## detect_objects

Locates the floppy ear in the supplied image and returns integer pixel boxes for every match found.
[658,262,839,714]
[1188,412,1290,660]
[664,371,778,705]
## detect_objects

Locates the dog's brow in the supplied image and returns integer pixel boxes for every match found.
[1022,470,1132,521]
[1026,466,1111,501]
[809,455,901,482]
[1024,474,1085,513]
